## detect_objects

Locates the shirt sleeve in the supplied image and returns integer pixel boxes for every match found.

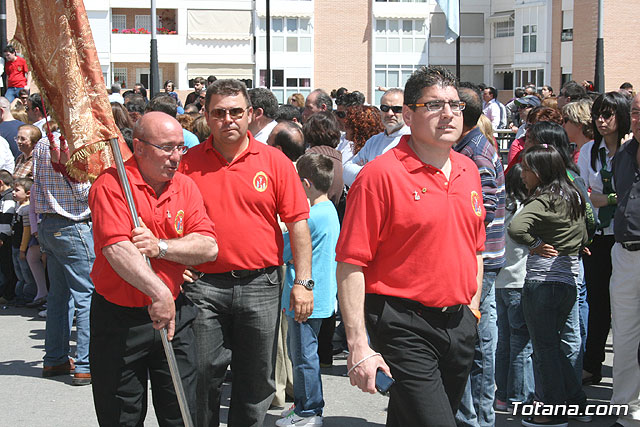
[335,176,386,266]
[88,172,134,250]
[475,151,499,225]
[507,198,546,248]
[181,176,217,240]
[276,155,310,224]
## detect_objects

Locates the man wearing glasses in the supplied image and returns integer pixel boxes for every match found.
[180,79,313,427]
[336,66,485,426]
[88,111,218,425]
[343,88,410,186]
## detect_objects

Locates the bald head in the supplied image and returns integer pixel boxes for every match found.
[133,111,183,142]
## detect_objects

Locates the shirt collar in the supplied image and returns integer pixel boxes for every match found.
[454,126,482,153]
[204,130,260,164]
[394,135,464,177]
[124,156,178,202]
[386,125,410,137]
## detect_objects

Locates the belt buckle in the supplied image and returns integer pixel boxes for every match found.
[231,270,242,279]
[441,306,448,312]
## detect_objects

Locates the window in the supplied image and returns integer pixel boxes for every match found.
[136,68,163,90]
[561,28,573,42]
[494,20,513,38]
[259,69,311,104]
[374,64,419,104]
[515,68,544,89]
[431,13,484,37]
[134,15,162,32]
[375,19,426,53]
[257,17,312,53]
[522,25,537,52]
[113,67,128,89]
[112,14,126,31]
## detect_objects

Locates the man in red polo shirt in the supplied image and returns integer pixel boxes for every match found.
[336,66,485,426]
[2,45,31,103]
[179,79,313,427]
[88,112,218,426]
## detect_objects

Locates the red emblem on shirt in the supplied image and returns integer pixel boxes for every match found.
[174,210,185,235]
[471,191,482,217]
[253,171,268,192]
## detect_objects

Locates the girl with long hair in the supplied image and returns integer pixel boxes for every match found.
[508,145,588,427]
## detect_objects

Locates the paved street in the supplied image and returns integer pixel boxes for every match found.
[0,304,617,426]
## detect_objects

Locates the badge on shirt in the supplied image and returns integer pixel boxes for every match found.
[174,210,185,235]
[471,191,482,217]
[253,171,268,193]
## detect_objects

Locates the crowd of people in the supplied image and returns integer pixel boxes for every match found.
[0,42,639,427]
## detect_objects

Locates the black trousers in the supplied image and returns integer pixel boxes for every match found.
[583,234,615,376]
[90,292,198,427]
[365,294,477,427]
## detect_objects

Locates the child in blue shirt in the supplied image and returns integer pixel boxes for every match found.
[279,153,340,427]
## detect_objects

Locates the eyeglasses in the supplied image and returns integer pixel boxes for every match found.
[208,107,248,120]
[407,100,466,112]
[199,95,206,100]
[592,111,614,121]
[139,139,188,154]
[380,104,403,114]
[14,136,30,143]
[335,111,346,119]
[518,104,533,110]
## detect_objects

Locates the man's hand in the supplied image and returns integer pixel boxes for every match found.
[290,284,313,323]
[148,285,176,340]
[19,250,26,260]
[530,243,558,257]
[49,134,70,164]
[347,345,391,394]
[131,217,160,258]
[182,268,200,283]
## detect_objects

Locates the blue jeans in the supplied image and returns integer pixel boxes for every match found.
[495,288,534,405]
[287,316,324,417]
[38,216,95,374]
[5,87,26,103]
[522,279,586,406]
[12,246,36,303]
[456,270,498,427]
[183,267,281,427]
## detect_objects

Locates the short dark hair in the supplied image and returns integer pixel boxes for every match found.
[310,89,333,112]
[275,104,302,122]
[194,77,206,86]
[205,79,250,112]
[559,81,587,101]
[296,153,334,193]
[542,85,553,93]
[620,82,633,90]
[207,75,218,85]
[148,93,178,118]
[404,66,458,106]
[591,91,631,171]
[458,87,483,128]
[485,86,498,99]
[273,121,305,162]
[514,88,525,98]
[249,88,278,119]
[28,93,46,114]
[14,177,33,193]
[2,45,15,54]
[336,91,365,107]
[303,111,340,148]
[0,169,13,186]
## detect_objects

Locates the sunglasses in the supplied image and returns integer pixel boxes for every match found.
[335,111,346,119]
[380,104,403,114]
[209,107,248,120]
[518,104,533,110]
[592,111,614,121]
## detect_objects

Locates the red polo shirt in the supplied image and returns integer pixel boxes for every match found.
[6,56,28,88]
[89,157,216,307]
[179,131,309,273]
[335,136,486,307]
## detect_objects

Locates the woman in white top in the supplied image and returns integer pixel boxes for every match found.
[577,91,631,385]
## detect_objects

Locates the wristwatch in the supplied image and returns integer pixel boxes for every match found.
[294,278,315,290]
[157,239,168,259]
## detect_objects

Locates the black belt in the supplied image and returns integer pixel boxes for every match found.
[202,265,278,280]
[622,242,640,251]
[422,304,463,314]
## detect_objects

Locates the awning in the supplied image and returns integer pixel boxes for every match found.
[187,64,254,80]
[494,65,513,74]
[187,10,252,41]
[488,11,514,23]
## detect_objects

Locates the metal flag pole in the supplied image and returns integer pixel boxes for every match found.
[108,138,194,427]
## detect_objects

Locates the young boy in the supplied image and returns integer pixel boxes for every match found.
[278,153,340,427]
[0,169,16,303]
[11,177,36,306]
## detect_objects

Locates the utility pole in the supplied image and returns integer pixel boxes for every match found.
[149,0,160,97]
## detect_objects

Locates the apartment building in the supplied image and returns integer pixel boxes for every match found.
[6,0,637,104]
